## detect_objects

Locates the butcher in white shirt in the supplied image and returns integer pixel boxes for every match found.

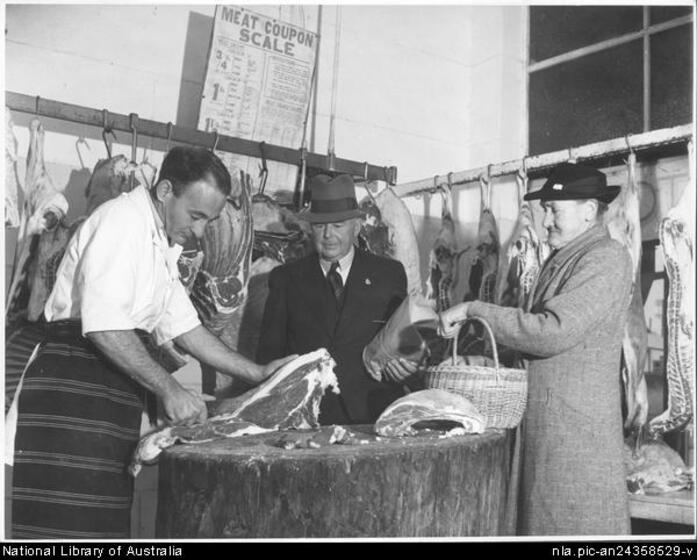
[11,146,293,540]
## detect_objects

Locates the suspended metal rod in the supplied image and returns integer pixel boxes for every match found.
[6,90,398,185]
[393,123,693,198]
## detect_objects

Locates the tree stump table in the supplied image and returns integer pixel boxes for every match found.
[156,425,511,538]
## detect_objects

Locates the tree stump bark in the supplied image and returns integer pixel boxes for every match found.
[156,425,511,538]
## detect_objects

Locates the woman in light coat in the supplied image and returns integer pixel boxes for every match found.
[440,162,633,536]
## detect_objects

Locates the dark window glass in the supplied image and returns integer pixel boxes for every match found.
[529,40,644,156]
[651,25,694,129]
[530,6,644,62]
[650,6,693,25]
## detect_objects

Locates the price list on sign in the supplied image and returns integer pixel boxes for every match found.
[198,6,317,194]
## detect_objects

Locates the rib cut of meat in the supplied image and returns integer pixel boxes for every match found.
[129,349,339,475]
[426,189,458,313]
[649,143,695,438]
[374,389,486,437]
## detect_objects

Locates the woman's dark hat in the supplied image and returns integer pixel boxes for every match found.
[524,162,621,204]
[299,174,365,223]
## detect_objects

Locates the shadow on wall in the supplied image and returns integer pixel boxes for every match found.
[176,11,214,130]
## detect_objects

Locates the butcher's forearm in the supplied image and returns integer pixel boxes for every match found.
[175,325,261,384]
[86,330,179,398]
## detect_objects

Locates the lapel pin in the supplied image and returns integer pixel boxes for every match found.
[365,278,371,286]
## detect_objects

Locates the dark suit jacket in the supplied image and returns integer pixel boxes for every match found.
[257,248,407,425]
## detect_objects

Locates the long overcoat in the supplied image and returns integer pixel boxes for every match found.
[468,225,632,536]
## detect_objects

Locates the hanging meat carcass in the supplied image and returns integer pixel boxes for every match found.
[603,152,649,430]
[359,185,422,296]
[84,155,142,215]
[426,187,458,313]
[649,142,695,438]
[5,109,22,228]
[129,348,339,475]
[496,169,550,309]
[462,175,500,304]
[6,119,69,319]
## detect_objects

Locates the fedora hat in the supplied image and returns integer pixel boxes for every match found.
[524,162,621,204]
[299,174,365,223]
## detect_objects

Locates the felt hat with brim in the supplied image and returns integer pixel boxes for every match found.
[524,162,621,204]
[299,174,365,223]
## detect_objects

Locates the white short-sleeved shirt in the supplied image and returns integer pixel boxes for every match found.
[44,185,201,345]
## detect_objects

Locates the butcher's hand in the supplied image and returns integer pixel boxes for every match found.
[256,355,299,384]
[438,302,470,339]
[382,358,420,383]
[161,383,208,427]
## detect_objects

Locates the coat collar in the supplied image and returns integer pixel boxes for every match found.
[530,224,608,307]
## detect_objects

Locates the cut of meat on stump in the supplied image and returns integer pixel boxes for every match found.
[129,349,339,475]
[375,389,486,437]
[156,426,511,538]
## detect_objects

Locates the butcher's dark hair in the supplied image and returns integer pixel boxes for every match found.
[157,146,231,197]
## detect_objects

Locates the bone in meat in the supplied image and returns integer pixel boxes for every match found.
[84,155,140,215]
[496,170,550,309]
[359,187,422,296]
[426,189,458,312]
[129,349,339,475]
[374,389,486,437]
[5,109,22,228]
[649,143,695,437]
[603,152,649,430]
[624,437,692,495]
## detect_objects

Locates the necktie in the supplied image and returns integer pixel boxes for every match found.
[327,261,344,302]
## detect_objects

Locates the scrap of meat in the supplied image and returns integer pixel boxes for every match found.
[470,175,500,304]
[604,152,649,430]
[84,155,140,215]
[426,188,458,313]
[130,348,339,475]
[649,144,695,438]
[6,119,69,318]
[497,170,550,309]
[5,109,22,227]
[374,389,486,437]
[624,437,693,494]
[359,187,422,296]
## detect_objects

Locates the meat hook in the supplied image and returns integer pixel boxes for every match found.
[165,122,173,153]
[363,161,378,204]
[75,137,90,170]
[34,95,41,116]
[101,109,117,159]
[211,130,220,152]
[129,113,139,164]
[258,141,269,195]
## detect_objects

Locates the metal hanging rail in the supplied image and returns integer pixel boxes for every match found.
[393,123,693,198]
[6,91,398,185]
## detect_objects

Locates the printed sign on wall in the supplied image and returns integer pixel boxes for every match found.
[198,5,317,195]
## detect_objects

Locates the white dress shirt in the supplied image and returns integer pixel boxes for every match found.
[319,245,355,284]
[44,185,201,345]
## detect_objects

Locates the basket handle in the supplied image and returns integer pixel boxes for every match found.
[451,316,500,369]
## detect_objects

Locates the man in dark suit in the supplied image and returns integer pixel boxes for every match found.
[257,174,417,425]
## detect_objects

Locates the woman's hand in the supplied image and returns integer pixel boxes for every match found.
[438,302,470,338]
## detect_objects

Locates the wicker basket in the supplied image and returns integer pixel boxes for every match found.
[423,317,527,429]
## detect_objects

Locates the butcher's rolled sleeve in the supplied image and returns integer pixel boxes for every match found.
[468,243,632,358]
[152,280,201,345]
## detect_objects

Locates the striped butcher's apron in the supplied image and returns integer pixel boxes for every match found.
[11,320,145,539]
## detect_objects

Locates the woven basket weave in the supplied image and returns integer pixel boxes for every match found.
[423,317,527,429]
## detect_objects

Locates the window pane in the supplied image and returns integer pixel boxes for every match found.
[650,6,693,25]
[530,6,644,62]
[529,40,643,156]
[651,24,694,130]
